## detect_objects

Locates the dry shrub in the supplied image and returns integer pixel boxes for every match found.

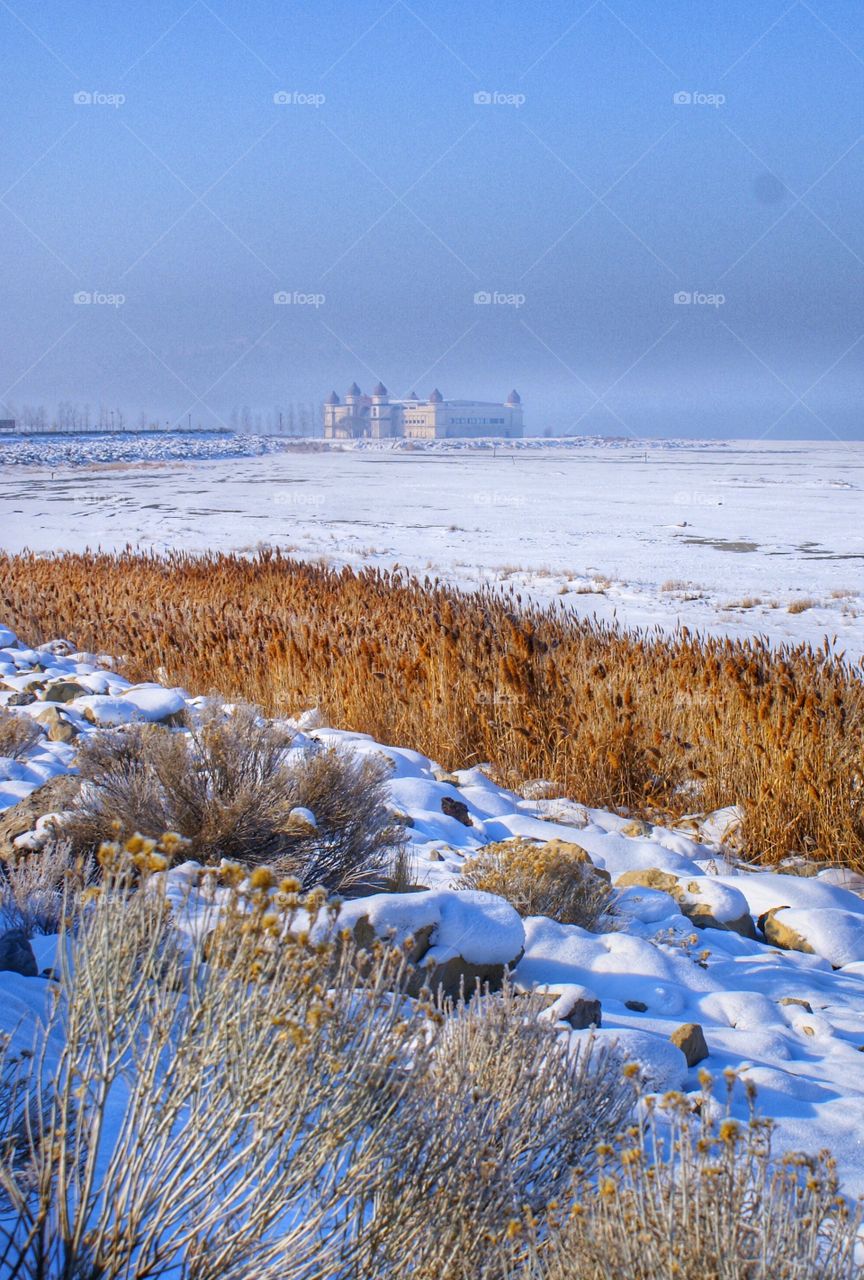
[0,864,630,1280]
[0,840,94,935]
[524,1081,861,1280]
[458,838,614,929]
[358,985,630,1280]
[279,746,406,891]
[67,704,401,890]
[2,549,863,866]
[0,709,42,760]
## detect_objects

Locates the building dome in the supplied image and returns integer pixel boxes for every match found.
[506,389,521,404]
[325,390,340,405]
[347,381,362,396]
[429,388,443,403]
[372,381,388,396]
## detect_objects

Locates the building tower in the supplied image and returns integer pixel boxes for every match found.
[369,381,392,438]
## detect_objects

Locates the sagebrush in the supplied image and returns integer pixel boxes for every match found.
[457,837,614,929]
[65,702,402,889]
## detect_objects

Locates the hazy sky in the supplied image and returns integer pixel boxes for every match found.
[2,0,863,438]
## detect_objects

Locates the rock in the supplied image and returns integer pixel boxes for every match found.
[32,704,79,743]
[779,997,813,1013]
[617,867,680,895]
[410,953,508,999]
[560,987,602,1030]
[441,795,472,827]
[759,907,815,956]
[426,848,444,862]
[759,905,864,967]
[0,929,38,977]
[42,680,90,704]
[0,774,81,861]
[433,768,461,786]
[620,818,651,838]
[670,1022,709,1067]
[616,868,756,939]
[625,999,648,1012]
[542,838,612,883]
[6,691,36,706]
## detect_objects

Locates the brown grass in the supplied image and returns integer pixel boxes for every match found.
[1,548,863,866]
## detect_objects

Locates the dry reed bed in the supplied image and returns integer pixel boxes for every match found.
[2,548,862,866]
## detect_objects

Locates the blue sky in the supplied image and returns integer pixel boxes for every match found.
[2,0,863,437]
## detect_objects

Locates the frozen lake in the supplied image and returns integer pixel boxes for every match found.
[2,438,863,656]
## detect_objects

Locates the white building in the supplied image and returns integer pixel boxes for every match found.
[323,384,523,440]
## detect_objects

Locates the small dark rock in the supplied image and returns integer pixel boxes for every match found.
[0,929,38,977]
[625,999,648,1013]
[441,795,472,827]
[6,691,36,707]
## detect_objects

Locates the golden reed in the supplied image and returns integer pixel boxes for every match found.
[2,549,862,866]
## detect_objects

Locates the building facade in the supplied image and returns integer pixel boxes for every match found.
[323,384,523,440]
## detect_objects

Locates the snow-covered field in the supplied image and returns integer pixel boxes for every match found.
[2,435,863,656]
[3,624,864,1195]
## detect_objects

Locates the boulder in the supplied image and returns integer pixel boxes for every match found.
[335,889,524,1001]
[670,1022,709,1067]
[559,986,602,1030]
[0,929,38,977]
[32,704,79,744]
[0,774,81,861]
[619,818,651,838]
[760,906,864,967]
[759,907,815,956]
[42,680,90,704]
[5,691,37,707]
[433,768,461,786]
[441,795,472,827]
[616,868,756,939]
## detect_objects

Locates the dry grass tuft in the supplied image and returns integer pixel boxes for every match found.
[457,838,613,929]
[2,548,863,866]
[0,709,42,760]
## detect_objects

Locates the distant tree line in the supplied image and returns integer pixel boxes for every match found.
[1,402,322,436]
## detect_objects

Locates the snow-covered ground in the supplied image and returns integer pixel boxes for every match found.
[3,625,864,1195]
[1,436,863,656]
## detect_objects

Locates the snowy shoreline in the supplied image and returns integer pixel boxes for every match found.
[3,622,864,1196]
